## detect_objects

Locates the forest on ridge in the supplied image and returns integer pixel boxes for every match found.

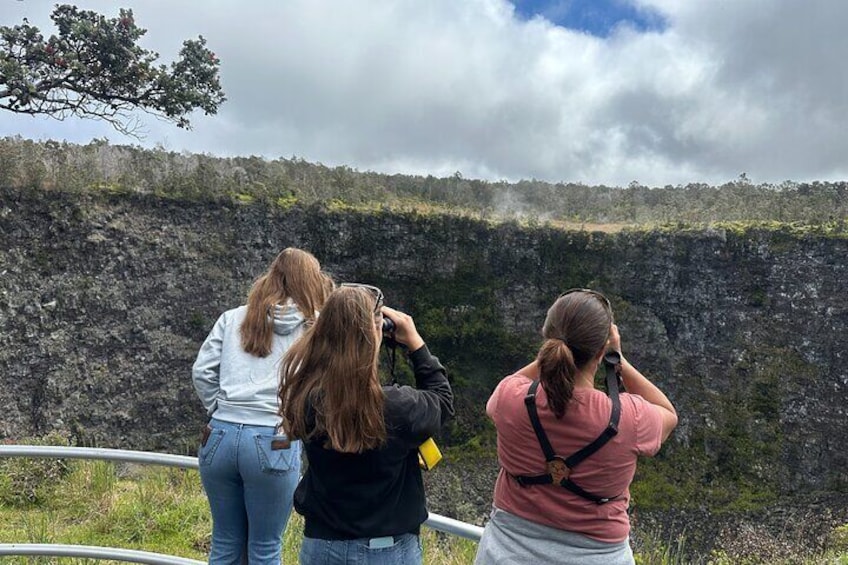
[2,136,848,228]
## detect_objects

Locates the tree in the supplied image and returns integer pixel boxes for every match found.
[0,4,225,135]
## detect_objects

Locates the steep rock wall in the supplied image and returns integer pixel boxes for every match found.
[1,187,846,506]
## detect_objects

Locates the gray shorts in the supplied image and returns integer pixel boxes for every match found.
[474,507,634,565]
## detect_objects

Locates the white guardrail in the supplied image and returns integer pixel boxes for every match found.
[0,445,484,564]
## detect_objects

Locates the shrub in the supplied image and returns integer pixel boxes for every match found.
[0,432,72,507]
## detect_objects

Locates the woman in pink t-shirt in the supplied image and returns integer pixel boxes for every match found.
[474,289,678,565]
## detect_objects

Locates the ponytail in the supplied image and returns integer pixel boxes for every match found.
[539,289,613,418]
[537,338,577,418]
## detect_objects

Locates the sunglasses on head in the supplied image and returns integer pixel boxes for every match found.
[339,283,384,314]
[559,288,613,316]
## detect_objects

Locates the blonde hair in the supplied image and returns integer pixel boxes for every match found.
[279,286,386,453]
[240,248,331,357]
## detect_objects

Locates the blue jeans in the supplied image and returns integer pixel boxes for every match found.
[300,534,422,564]
[199,418,302,565]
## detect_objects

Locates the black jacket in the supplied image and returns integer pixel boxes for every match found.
[293,345,454,540]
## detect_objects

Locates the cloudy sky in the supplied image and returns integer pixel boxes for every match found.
[1,0,846,187]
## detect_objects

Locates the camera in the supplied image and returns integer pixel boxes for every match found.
[382,316,395,335]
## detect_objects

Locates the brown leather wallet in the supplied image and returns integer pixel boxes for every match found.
[271,438,291,450]
[200,424,212,447]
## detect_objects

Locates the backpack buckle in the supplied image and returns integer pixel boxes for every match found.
[547,457,570,483]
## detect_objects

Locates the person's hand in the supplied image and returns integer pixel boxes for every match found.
[381,306,425,352]
[607,323,622,353]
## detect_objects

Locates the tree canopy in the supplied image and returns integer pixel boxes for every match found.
[0,4,226,134]
[3,137,848,230]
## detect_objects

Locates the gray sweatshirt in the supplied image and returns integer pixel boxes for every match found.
[192,302,307,427]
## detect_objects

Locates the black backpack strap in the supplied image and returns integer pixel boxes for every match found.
[524,380,556,460]
[561,479,618,505]
[511,353,625,505]
[512,473,553,487]
[513,380,557,487]
[564,355,622,469]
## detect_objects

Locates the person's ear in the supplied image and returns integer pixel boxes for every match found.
[594,347,606,364]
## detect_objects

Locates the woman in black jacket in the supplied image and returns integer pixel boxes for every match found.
[279,283,454,564]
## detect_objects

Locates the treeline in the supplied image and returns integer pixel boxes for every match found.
[2,135,847,225]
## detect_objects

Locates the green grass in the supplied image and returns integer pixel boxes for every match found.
[0,457,478,564]
[0,461,211,562]
[0,455,844,564]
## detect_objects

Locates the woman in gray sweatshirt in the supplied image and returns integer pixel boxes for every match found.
[192,247,332,565]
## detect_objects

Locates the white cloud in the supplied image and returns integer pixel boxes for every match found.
[1,0,847,186]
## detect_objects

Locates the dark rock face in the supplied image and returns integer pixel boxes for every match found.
[1,187,847,553]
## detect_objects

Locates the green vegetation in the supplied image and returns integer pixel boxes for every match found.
[1,137,847,229]
[0,5,225,134]
[0,432,72,507]
[0,447,844,564]
[634,528,688,565]
[631,346,816,514]
[0,452,478,564]
[831,524,848,554]
[2,138,846,562]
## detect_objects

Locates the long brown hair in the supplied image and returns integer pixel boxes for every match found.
[240,248,330,357]
[538,290,612,418]
[279,286,386,453]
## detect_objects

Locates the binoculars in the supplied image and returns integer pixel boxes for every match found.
[378,311,441,471]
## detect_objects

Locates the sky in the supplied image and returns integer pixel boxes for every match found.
[1,0,846,188]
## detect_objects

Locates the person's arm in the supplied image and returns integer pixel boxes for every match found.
[407,344,454,426]
[609,324,678,442]
[192,313,226,417]
[382,306,454,442]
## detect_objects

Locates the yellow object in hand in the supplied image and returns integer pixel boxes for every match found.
[418,437,443,470]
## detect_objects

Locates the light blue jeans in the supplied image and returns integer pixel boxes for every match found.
[300,533,422,564]
[199,418,301,565]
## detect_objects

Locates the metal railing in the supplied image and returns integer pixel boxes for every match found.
[0,444,483,563]
[0,543,206,565]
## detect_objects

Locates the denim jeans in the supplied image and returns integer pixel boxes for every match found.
[199,418,302,565]
[299,533,422,564]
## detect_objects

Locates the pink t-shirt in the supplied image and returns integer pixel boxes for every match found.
[488,372,663,543]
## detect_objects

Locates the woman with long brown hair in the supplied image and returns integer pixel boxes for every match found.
[475,289,678,565]
[192,247,332,565]
[280,284,454,564]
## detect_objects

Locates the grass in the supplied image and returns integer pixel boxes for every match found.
[0,455,844,564]
[0,461,210,562]
[0,457,478,564]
